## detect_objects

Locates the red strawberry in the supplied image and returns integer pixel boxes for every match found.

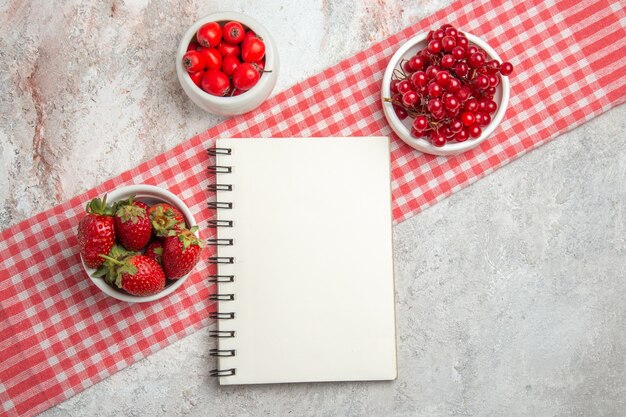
[148,203,185,237]
[99,254,166,296]
[77,195,115,268]
[162,227,204,279]
[114,196,152,251]
[144,240,164,265]
[93,244,135,282]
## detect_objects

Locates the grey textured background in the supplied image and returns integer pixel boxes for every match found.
[1,0,624,415]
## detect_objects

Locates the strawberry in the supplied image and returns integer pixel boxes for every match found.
[144,240,164,265]
[162,226,204,279]
[92,244,135,282]
[99,254,166,296]
[114,196,152,251]
[148,203,185,237]
[77,195,115,268]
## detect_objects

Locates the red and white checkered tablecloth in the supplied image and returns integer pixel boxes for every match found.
[1,0,625,415]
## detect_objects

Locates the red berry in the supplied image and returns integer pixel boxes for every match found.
[455,128,469,142]
[453,62,469,77]
[410,71,427,87]
[427,40,442,54]
[440,54,455,68]
[223,21,245,44]
[402,60,415,74]
[221,54,241,77]
[443,95,460,111]
[390,79,400,93]
[468,125,482,138]
[189,70,205,87]
[457,36,469,49]
[435,70,450,87]
[445,27,458,37]
[397,80,412,94]
[409,55,425,71]
[413,115,428,131]
[402,91,418,107]
[162,228,204,279]
[77,196,115,268]
[427,82,443,97]
[201,69,231,96]
[475,74,489,89]
[425,65,440,79]
[466,45,478,58]
[474,112,483,125]
[187,41,200,52]
[480,112,492,126]
[393,105,408,120]
[456,86,471,101]
[232,62,260,91]
[114,197,152,252]
[488,74,500,87]
[198,47,222,70]
[449,119,463,133]
[427,97,443,113]
[431,131,446,147]
[197,22,222,48]
[441,36,456,51]
[469,52,485,68]
[433,29,445,40]
[447,78,461,93]
[241,37,265,62]
[464,99,479,113]
[217,41,240,57]
[500,61,514,76]
[461,111,475,126]
[182,50,206,73]
[451,46,465,60]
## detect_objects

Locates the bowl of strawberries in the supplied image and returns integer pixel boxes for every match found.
[176,11,279,116]
[77,184,204,303]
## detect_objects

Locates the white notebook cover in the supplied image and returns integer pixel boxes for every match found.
[214,137,396,385]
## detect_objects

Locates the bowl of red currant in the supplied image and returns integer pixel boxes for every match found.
[382,24,513,155]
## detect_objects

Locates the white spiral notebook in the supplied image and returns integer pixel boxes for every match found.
[208,137,397,385]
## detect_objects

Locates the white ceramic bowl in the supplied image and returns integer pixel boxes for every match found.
[81,184,198,303]
[176,11,279,116]
[381,32,510,156]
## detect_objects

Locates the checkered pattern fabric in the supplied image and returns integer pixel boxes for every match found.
[1,0,625,415]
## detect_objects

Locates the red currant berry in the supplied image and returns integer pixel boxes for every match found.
[486,59,501,71]
[445,27,458,38]
[440,54,455,68]
[433,29,445,40]
[435,70,450,86]
[488,74,499,88]
[402,91,418,107]
[453,62,469,77]
[411,128,426,138]
[474,112,483,125]
[431,109,446,120]
[427,40,442,54]
[393,105,408,120]
[480,112,491,126]
[466,45,478,58]
[461,111,475,126]
[468,125,482,138]
[464,98,479,113]
[443,95,460,111]
[500,61,514,76]
[397,80,411,94]
[475,74,489,89]
[427,82,443,97]
[412,115,429,132]
[390,79,400,93]
[441,36,456,51]
[486,99,497,113]
[410,71,427,87]
[456,36,469,49]
[425,65,440,79]
[441,126,454,139]
[445,107,460,118]
[469,52,485,68]
[427,30,434,41]
[449,119,463,133]
[409,55,425,71]
[402,60,415,74]
[455,85,471,101]
[431,131,447,147]
[427,97,443,113]
[485,87,497,96]
[447,78,461,93]
[455,128,469,142]
[451,46,465,60]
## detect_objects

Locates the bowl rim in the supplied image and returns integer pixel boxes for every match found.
[82,184,198,303]
[381,31,511,156]
[176,11,277,104]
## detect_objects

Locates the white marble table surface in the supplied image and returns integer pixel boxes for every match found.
[2,1,625,416]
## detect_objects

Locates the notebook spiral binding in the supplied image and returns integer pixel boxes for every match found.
[207,147,236,378]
